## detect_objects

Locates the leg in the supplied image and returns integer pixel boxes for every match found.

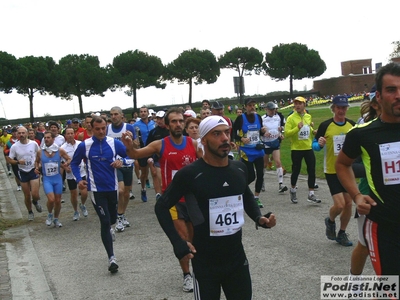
[290,150,302,188]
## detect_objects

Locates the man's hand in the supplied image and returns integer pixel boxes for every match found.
[354,194,376,215]
[78,180,88,190]
[258,213,276,229]
[111,160,122,169]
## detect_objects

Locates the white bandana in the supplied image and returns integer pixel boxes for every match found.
[199,116,229,138]
[42,143,59,155]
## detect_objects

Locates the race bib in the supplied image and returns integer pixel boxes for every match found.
[44,162,59,176]
[209,195,244,236]
[22,155,34,167]
[333,135,346,156]
[247,130,260,145]
[298,125,310,140]
[379,142,400,185]
[262,129,279,142]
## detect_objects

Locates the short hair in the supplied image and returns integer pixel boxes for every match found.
[65,127,75,133]
[164,107,184,126]
[375,62,400,93]
[44,131,56,139]
[185,117,200,128]
[202,99,210,106]
[110,106,123,114]
[91,116,106,127]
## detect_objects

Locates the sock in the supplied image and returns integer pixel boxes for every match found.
[309,191,315,196]
[183,272,191,278]
[338,229,345,235]
[290,187,296,192]
[277,167,283,182]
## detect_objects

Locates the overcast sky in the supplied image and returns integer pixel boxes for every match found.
[0,0,396,120]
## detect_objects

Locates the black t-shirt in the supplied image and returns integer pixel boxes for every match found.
[342,118,400,225]
[155,159,263,262]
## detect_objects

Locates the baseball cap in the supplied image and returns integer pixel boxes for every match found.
[332,96,349,107]
[211,101,224,110]
[293,96,306,103]
[71,118,80,123]
[369,85,376,101]
[66,120,72,125]
[245,98,256,106]
[265,102,276,110]
[183,109,196,118]
[155,111,165,118]
[148,109,155,115]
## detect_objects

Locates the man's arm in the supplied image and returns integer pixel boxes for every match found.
[335,150,376,215]
[243,185,276,228]
[121,132,161,159]
[154,170,193,260]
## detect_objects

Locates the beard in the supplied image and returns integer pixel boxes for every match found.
[169,129,182,138]
[206,141,231,158]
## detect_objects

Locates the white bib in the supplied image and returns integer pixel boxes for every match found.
[333,135,346,156]
[44,162,59,176]
[379,142,400,185]
[298,125,310,140]
[209,195,244,236]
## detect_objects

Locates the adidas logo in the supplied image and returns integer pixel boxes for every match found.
[223,182,229,187]
[218,119,224,123]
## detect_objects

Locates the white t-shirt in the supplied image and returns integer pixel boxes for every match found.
[60,141,86,180]
[9,140,40,172]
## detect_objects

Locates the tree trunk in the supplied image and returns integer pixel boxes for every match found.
[78,94,84,118]
[29,89,34,123]
[188,78,192,104]
[289,72,294,97]
[133,88,137,111]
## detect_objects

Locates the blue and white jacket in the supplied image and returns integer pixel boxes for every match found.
[71,136,127,192]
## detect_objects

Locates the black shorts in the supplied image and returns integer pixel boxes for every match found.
[138,157,149,168]
[19,169,39,183]
[169,202,190,222]
[325,173,347,196]
[117,166,133,186]
[67,176,86,190]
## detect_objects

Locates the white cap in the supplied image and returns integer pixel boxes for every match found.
[155,111,165,118]
[183,109,196,118]
[199,116,229,138]
[148,109,155,115]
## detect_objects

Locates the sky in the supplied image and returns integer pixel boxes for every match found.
[0,0,397,120]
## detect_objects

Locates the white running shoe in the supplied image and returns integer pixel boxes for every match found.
[53,218,62,228]
[80,204,88,217]
[17,186,21,191]
[115,217,124,232]
[108,256,118,273]
[46,213,53,226]
[28,212,34,221]
[73,211,80,221]
[122,215,130,227]
[183,274,194,292]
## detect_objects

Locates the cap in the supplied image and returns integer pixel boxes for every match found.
[274,103,279,109]
[332,95,349,107]
[66,120,72,125]
[71,118,80,123]
[183,109,196,118]
[155,111,165,118]
[293,96,306,103]
[148,109,155,115]
[369,85,376,101]
[265,102,276,110]
[245,98,256,106]
[199,116,229,138]
[211,101,224,110]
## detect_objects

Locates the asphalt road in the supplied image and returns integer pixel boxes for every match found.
[0,154,374,300]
